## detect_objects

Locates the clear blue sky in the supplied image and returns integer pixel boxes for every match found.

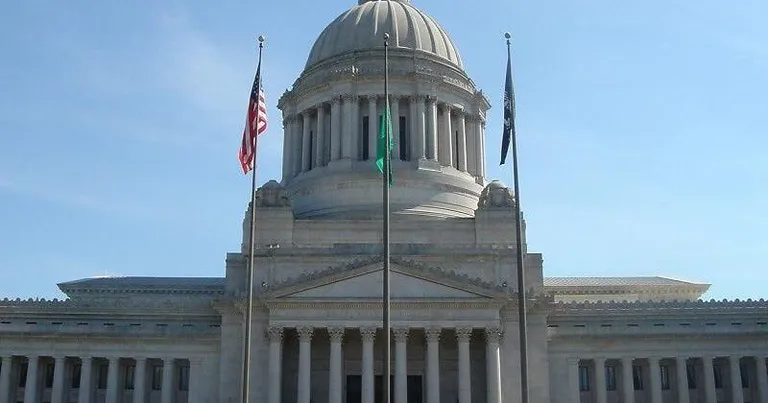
[1,0,765,301]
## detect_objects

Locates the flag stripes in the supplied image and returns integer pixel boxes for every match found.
[238,63,268,174]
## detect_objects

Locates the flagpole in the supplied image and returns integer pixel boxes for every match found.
[505,32,530,403]
[382,31,392,403]
[241,35,265,403]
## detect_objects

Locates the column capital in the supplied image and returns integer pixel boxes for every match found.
[410,94,427,102]
[366,94,378,101]
[456,327,473,342]
[267,326,284,342]
[425,96,437,105]
[388,94,400,101]
[425,327,442,342]
[484,326,502,342]
[729,354,742,360]
[341,93,356,102]
[315,101,326,110]
[328,327,345,343]
[331,96,342,105]
[106,356,121,362]
[566,357,581,365]
[593,356,606,364]
[393,327,409,343]
[297,326,314,342]
[360,327,377,342]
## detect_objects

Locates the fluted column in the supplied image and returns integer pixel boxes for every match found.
[465,115,478,175]
[301,112,312,172]
[133,357,147,403]
[594,357,607,403]
[756,355,768,403]
[0,356,12,403]
[328,328,344,403]
[78,356,92,403]
[621,357,634,403]
[162,357,174,403]
[390,95,401,160]
[106,357,120,403]
[676,356,690,403]
[361,327,376,403]
[426,97,438,160]
[315,104,326,167]
[268,327,284,403]
[702,355,716,403]
[456,328,472,403]
[438,103,453,167]
[367,95,378,161]
[23,355,39,403]
[393,328,409,403]
[414,95,426,160]
[456,110,467,171]
[730,355,744,403]
[297,327,314,403]
[343,94,356,160]
[567,358,580,403]
[426,328,441,403]
[51,356,66,403]
[649,357,662,403]
[485,327,502,403]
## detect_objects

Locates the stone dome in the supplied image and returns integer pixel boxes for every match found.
[305,0,463,70]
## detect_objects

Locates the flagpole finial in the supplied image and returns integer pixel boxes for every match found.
[258,35,265,47]
[504,32,511,46]
[384,32,390,46]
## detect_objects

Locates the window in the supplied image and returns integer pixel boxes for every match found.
[398,116,407,160]
[606,365,617,391]
[71,364,81,389]
[178,366,190,391]
[687,362,697,389]
[633,365,644,390]
[714,365,724,389]
[578,366,590,391]
[44,362,55,388]
[97,364,108,389]
[362,116,370,160]
[125,364,135,390]
[152,365,163,390]
[660,365,670,390]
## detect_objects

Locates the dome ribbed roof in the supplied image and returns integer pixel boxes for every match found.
[305,0,463,70]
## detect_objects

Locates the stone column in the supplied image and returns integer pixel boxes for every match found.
[414,95,426,160]
[345,94,359,161]
[648,357,662,403]
[456,328,472,403]
[329,97,341,161]
[367,95,378,161]
[621,357,634,403]
[393,328,409,403]
[293,115,303,176]
[133,357,147,403]
[479,120,487,177]
[567,358,580,403]
[756,355,768,403]
[315,103,326,167]
[361,327,376,403]
[676,356,689,403]
[51,356,66,403]
[282,115,292,181]
[465,115,477,176]
[188,358,203,403]
[485,328,502,403]
[106,357,120,403]
[343,94,356,160]
[268,327,284,403]
[78,356,92,403]
[301,111,312,172]
[425,97,438,160]
[23,355,39,403]
[730,355,744,403]
[297,327,314,403]
[426,328,441,403]
[391,95,401,160]
[0,356,12,403]
[438,103,453,167]
[456,110,467,172]
[594,357,607,403]
[702,355,716,403]
[328,328,344,403]
[162,357,175,403]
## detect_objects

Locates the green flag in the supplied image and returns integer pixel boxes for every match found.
[376,102,394,186]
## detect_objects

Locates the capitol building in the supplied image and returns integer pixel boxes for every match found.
[1,1,767,403]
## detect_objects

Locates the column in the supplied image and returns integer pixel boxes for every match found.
[293,115,303,176]
[51,356,66,403]
[676,356,690,403]
[106,357,120,403]
[702,355,716,403]
[648,357,662,403]
[332,97,345,160]
[187,358,203,403]
[465,115,477,175]
[78,356,92,403]
[595,357,607,403]
[425,97,438,160]
[391,95,401,160]
[456,110,467,172]
[479,120,487,177]
[343,94,356,160]
[426,328,441,403]
[328,328,344,403]
[162,357,174,403]
[438,104,453,167]
[567,358,580,403]
[367,95,378,161]
[621,357,634,403]
[297,327,314,403]
[301,112,312,172]
[133,357,147,403]
[0,356,12,403]
[456,328,472,403]
[268,327,284,403]
[23,355,39,403]
[361,327,376,403]
[730,355,744,403]
[393,328,409,403]
[282,115,292,181]
[756,355,768,403]
[484,327,502,403]
[345,94,359,161]
[315,103,326,167]
[414,95,426,160]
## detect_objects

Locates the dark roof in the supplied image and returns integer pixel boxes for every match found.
[58,276,225,289]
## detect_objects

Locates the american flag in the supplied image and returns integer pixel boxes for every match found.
[238,61,267,174]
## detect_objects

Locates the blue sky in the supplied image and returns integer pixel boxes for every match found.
[0,0,765,300]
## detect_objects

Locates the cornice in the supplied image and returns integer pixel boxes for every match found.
[0,297,220,316]
[550,298,768,315]
[264,299,506,310]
